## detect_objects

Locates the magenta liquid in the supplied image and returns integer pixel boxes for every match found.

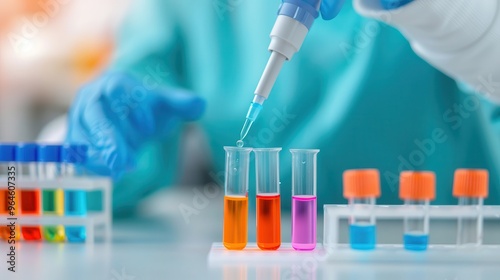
[291,195,317,250]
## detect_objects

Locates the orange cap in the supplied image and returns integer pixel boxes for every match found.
[399,171,436,200]
[343,169,381,199]
[453,169,488,198]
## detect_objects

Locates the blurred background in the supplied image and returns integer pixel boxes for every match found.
[0,0,130,141]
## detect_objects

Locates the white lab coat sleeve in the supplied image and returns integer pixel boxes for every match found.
[354,0,500,103]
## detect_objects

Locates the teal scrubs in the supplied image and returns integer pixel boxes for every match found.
[110,0,500,212]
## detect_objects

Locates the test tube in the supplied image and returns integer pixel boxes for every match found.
[223,146,252,250]
[38,144,65,242]
[453,169,488,246]
[290,149,319,251]
[16,143,42,241]
[0,144,20,240]
[399,171,436,251]
[61,144,88,242]
[254,148,281,250]
[343,169,380,250]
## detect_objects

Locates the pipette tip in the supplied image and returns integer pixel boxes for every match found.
[239,119,253,142]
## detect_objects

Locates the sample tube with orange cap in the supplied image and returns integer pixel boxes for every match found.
[254,148,282,250]
[222,146,252,250]
[343,169,380,250]
[453,169,488,246]
[399,171,436,251]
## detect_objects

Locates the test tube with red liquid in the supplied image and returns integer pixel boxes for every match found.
[254,148,281,250]
[290,149,319,251]
[16,143,42,241]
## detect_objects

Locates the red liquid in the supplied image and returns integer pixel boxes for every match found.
[0,189,20,240]
[20,190,42,241]
[256,193,281,250]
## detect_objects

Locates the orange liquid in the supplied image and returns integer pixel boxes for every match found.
[0,189,20,240]
[223,195,248,250]
[256,194,281,250]
[20,190,42,241]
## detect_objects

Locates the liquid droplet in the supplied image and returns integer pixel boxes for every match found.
[302,161,306,164]
[236,140,244,147]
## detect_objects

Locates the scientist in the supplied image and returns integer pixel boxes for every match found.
[65,0,500,213]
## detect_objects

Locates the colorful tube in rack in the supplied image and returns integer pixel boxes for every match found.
[0,144,20,240]
[290,149,319,251]
[38,144,65,242]
[343,169,380,250]
[222,147,252,250]
[399,171,436,251]
[16,143,42,241]
[453,169,488,246]
[254,148,282,250]
[62,144,89,243]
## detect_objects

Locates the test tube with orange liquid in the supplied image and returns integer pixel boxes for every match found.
[0,144,20,240]
[222,146,252,250]
[254,148,281,250]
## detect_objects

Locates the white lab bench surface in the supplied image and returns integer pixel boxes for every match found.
[1,185,499,280]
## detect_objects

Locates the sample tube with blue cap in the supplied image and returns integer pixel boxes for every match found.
[16,143,42,241]
[343,169,380,250]
[61,144,89,242]
[399,171,435,251]
[38,144,65,242]
[0,144,19,240]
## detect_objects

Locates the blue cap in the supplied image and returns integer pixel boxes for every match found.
[62,144,88,164]
[15,143,38,162]
[37,144,62,162]
[0,144,16,162]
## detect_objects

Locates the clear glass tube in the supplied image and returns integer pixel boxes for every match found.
[403,199,429,251]
[349,197,376,250]
[223,147,252,250]
[254,148,281,250]
[290,149,319,251]
[457,197,483,246]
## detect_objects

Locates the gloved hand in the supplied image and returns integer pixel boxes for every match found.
[320,0,413,20]
[66,72,205,178]
[379,0,413,10]
[320,0,346,20]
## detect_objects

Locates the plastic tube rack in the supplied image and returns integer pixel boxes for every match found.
[0,176,112,243]
[323,204,500,263]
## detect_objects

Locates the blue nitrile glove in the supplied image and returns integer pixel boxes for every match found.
[66,72,205,179]
[320,0,347,20]
[380,0,413,10]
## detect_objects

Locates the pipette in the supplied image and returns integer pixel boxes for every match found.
[239,0,342,143]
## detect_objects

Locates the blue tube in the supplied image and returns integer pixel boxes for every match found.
[61,144,88,243]
[65,190,87,242]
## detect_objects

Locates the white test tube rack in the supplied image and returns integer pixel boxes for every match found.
[0,176,112,244]
[323,204,500,263]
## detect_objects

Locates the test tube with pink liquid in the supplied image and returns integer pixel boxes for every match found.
[290,149,319,251]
